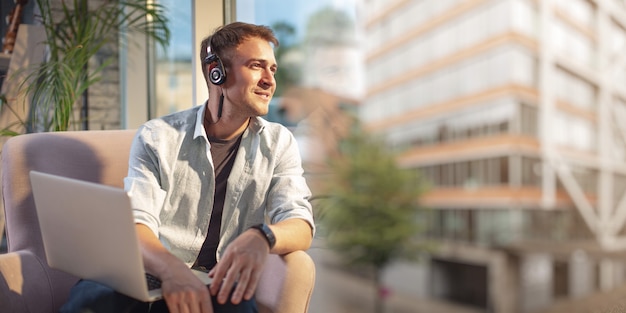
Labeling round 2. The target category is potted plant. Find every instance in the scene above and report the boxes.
[0,0,170,135]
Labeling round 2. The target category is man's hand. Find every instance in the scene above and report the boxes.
[208,228,270,305]
[160,261,213,313]
[136,224,213,313]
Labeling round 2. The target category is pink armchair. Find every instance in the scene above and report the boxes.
[0,130,315,313]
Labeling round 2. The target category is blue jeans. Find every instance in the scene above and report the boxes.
[60,280,258,313]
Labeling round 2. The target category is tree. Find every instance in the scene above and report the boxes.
[271,20,300,97]
[318,121,430,313]
[304,6,356,45]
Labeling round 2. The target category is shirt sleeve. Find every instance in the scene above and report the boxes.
[124,125,167,237]
[266,127,316,236]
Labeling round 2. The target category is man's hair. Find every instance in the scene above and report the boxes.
[200,22,279,80]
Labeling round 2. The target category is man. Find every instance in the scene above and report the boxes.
[61,22,315,313]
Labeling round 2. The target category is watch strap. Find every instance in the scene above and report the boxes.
[251,223,276,249]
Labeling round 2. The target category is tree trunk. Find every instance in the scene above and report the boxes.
[374,267,384,313]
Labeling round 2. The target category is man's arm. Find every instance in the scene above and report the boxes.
[207,124,315,306]
[136,224,213,313]
[208,218,313,306]
[268,218,313,254]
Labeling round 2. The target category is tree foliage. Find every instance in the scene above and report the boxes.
[305,6,356,45]
[271,20,299,97]
[319,122,430,269]
[318,122,431,312]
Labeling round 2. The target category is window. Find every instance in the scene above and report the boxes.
[554,110,596,151]
[121,0,223,127]
[235,0,362,100]
[153,0,193,117]
[521,157,541,186]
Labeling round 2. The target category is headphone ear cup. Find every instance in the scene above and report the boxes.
[209,65,226,85]
[209,58,226,85]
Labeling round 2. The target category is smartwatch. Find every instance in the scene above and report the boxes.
[251,223,276,249]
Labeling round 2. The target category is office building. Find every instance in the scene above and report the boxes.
[360,0,626,311]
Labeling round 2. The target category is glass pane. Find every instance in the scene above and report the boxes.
[233,0,362,124]
[232,0,361,168]
[154,0,193,117]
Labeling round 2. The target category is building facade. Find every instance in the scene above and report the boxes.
[360,0,626,312]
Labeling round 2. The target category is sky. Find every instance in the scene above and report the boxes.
[158,0,358,60]
[237,0,358,37]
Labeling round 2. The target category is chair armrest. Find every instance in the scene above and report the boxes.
[0,250,53,313]
[256,250,316,313]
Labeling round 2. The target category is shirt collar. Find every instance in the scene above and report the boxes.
[193,102,207,140]
[248,116,266,134]
[192,101,267,140]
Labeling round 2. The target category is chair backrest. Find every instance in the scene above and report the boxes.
[1,129,136,310]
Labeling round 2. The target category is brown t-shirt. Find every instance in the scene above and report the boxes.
[194,134,242,269]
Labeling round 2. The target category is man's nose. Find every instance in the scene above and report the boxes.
[260,69,275,87]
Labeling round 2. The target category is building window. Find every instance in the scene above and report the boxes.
[521,157,542,187]
[554,110,596,151]
[519,103,538,137]
[420,156,512,188]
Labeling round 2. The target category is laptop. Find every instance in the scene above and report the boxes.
[29,170,212,302]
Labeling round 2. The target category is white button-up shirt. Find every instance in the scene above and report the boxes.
[124,104,315,265]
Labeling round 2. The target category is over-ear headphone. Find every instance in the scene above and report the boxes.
[204,49,226,85]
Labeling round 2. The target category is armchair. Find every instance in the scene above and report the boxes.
[0,130,315,313]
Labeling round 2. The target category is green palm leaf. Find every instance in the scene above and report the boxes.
[1,0,170,135]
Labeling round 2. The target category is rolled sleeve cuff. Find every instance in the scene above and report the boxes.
[124,177,166,237]
[272,210,316,237]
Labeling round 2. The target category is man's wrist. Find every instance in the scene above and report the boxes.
[250,223,276,249]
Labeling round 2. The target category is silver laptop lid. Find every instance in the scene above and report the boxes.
[30,170,154,301]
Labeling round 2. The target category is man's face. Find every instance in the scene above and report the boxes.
[221,37,277,117]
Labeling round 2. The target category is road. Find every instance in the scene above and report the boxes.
[307,241,485,313]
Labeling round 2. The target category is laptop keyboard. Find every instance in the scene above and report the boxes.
[145,273,162,290]
[145,266,210,291]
